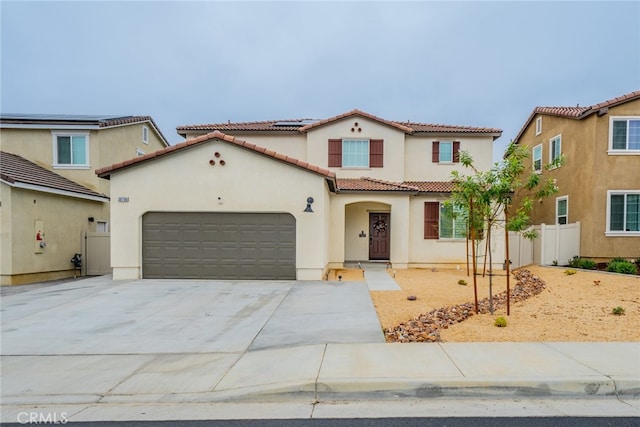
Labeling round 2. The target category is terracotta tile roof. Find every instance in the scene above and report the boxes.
[0,114,170,147]
[0,151,108,200]
[336,178,456,193]
[403,181,456,193]
[177,119,320,134]
[337,178,419,192]
[177,109,502,138]
[513,90,640,144]
[96,131,337,189]
[299,109,414,133]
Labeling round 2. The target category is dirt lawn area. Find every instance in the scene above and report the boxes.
[331,265,639,342]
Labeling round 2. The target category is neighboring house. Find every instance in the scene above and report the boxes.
[511,91,640,263]
[0,114,170,285]
[98,109,503,281]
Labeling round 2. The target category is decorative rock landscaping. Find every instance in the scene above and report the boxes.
[384,269,547,343]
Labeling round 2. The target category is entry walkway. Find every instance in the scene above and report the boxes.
[357,262,401,291]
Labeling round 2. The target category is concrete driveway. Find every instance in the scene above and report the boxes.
[1,275,384,355]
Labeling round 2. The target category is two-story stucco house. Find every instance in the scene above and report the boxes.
[511,91,640,263]
[97,109,503,281]
[0,114,169,285]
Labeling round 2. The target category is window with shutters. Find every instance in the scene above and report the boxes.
[424,201,466,240]
[327,139,383,168]
[432,141,460,163]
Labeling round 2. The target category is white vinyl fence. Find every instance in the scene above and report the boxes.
[508,222,581,268]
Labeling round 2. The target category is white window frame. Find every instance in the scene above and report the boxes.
[51,131,90,169]
[605,190,640,236]
[549,134,562,167]
[535,117,542,135]
[532,144,543,172]
[439,202,466,240]
[342,139,369,168]
[142,125,149,144]
[556,196,568,225]
[608,116,640,155]
[439,141,454,163]
[96,221,109,232]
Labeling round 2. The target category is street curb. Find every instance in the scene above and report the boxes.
[3,376,637,406]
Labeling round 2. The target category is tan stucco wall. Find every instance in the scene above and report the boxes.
[306,118,406,181]
[0,123,166,194]
[108,140,331,280]
[404,135,495,181]
[0,184,107,285]
[513,99,640,261]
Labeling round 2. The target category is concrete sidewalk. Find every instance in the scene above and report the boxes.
[2,342,638,408]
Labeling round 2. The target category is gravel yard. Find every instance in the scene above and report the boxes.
[330,265,640,342]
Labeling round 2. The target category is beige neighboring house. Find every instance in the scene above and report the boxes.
[511,90,640,263]
[0,114,169,285]
[98,109,503,281]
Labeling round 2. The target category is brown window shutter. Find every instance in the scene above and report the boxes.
[432,141,440,163]
[328,139,342,167]
[424,201,439,239]
[370,139,384,167]
[453,141,460,163]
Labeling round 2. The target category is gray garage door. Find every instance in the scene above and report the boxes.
[142,212,296,280]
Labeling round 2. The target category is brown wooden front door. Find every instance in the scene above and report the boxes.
[369,212,390,260]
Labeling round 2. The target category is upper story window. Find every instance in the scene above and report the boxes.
[556,196,568,225]
[343,139,369,167]
[607,191,640,235]
[549,135,562,166]
[533,144,542,172]
[432,141,460,164]
[609,117,640,153]
[52,132,89,168]
[535,117,542,135]
[327,138,383,168]
[142,125,149,144]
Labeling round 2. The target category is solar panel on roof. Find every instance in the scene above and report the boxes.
[273,119,319,127]
[0,113,127,121]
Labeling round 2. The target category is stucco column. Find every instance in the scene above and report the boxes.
[390,195,410,268]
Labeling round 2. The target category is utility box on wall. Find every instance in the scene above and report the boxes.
[34,220,45,254]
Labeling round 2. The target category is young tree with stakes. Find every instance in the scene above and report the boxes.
[449,141,563,315]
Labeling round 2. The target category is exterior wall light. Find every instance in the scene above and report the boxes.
[304,197,314,213]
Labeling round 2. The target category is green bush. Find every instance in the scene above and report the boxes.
[612,306,625,316]
[494,316,507,327]
[569,257,597,270]
[606,260,638,275]
[564,269,577,275]
[457,279,467,286]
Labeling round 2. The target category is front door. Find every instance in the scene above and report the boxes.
[369,212,390,260]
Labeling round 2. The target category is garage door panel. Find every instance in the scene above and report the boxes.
[142,212,296,280]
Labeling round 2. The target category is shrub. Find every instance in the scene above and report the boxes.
[564,269,577,275]
[612,306,625,316]
[494,316,507,327]
[458,279,467,286]
[606,260,638,275]
[568,256,597,270]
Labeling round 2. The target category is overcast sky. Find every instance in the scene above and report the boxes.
[2,1,639,161]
